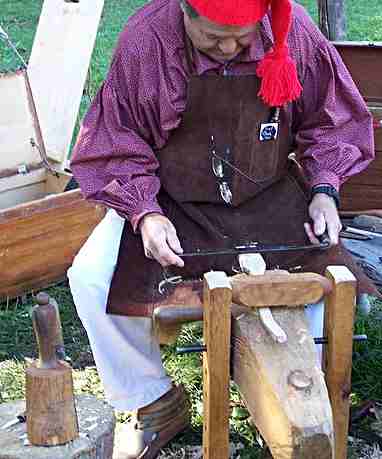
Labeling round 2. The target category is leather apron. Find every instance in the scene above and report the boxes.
[106,44,378,316]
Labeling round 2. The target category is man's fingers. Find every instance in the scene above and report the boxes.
[309,194,341,247]
[166,225,184,255]
[146,240,184,267]
[304,222,320,245]
[144,228,184,268]
[155,245,184,267]
[312,211,326,237]
[325,218,342,246]
[140,214,184,267]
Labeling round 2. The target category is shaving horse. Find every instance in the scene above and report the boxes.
[152,251,358,459]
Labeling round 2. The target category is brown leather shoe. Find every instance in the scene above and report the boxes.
[114,385,190,459]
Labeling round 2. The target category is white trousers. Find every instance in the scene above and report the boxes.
[68,209,323,411]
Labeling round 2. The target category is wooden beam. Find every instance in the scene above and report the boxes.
[203,271,232,459]
[323,266,356,459]
[231,272,331,307]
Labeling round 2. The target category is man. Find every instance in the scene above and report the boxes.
[68,0,375,456]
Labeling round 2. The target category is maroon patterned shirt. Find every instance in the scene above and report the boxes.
[71,0,374,230]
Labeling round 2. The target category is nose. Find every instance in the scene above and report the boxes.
[218,38,238,56]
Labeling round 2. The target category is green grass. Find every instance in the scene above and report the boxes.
[1,0,382,457]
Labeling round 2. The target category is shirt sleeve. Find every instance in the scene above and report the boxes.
[292,41,375,191]
[70,39,170,230]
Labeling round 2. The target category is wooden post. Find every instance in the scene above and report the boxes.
[324,266,357,459]
[203,271,232,459]
[317,0,347,40]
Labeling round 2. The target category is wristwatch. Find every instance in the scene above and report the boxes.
[310,184,340,209]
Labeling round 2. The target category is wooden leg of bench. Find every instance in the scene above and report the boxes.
[324,266,357,459]
[203,272,232,459]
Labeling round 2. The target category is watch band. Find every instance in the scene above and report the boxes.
[310,184,340,209]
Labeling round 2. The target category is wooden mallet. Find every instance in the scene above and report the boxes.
[26,292,78,446]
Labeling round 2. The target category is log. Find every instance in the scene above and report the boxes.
[203,272,232,459]
[318,0,347,41]
[231,307,334,458]
[318,0,330,39]
[0,395,115,458]
[26,363,78,445]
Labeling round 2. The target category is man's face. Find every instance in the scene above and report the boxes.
[183,11,259,62]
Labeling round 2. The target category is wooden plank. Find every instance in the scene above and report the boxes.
[232,307,334,458]
[332,42,382,211]
[0,192,105,299]
[341,102,382,210]
[334,43,382,102]
[323,266,356,459]
[203,271,232,459]
[0,72,41,171]
[28,0,104,163]
[0,189,84,221]
[0,173,46,210]
[231,272,331,307]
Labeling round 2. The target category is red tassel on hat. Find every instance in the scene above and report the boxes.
[257,0,302,106]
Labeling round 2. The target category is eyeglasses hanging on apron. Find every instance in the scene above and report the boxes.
[210,107,281,205]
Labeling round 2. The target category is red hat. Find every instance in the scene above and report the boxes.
[186,0,302,107]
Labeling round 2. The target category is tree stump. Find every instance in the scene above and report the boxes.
[0,395,115,459]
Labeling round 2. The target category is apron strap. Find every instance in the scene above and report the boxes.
[183,32,196,76]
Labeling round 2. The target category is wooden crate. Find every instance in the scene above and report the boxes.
[0,0,105,301]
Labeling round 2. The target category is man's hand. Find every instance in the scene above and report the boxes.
[139,213,184,268]
[304,193,342,246]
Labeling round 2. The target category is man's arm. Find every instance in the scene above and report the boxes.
[292,39,374,244]
[70,32,184,266]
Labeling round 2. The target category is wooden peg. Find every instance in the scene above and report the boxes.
[26,292,78,446]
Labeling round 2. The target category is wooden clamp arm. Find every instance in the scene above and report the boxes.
[231,272,332,307]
